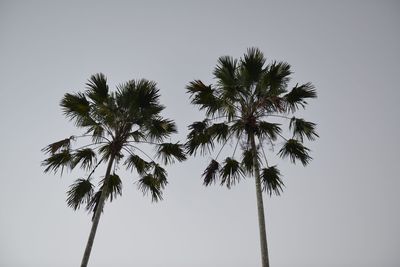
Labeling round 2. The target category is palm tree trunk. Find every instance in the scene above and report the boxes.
[80,153,116,267]
[250,134,270,267]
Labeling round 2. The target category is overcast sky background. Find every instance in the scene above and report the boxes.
[1,1,399,266]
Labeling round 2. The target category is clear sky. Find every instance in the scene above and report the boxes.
[1,1,399,266]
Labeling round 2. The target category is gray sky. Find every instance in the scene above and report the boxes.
[1,1,399,266]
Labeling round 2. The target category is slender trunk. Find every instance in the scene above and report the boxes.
[80,153,116,267]
[250,134,270,267]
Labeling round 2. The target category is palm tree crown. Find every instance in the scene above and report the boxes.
[186,47,318,193]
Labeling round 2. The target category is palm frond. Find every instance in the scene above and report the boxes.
[60,92,94,127]
[42,150,73,174]
[152,163,168,189]
[202,159,220,186]
[42,137,74,155]
[260,166,284,196]
[85,73,109,104]
[219,157,244,189]
[100,173,122,201]
[207,122,230,142]
[278,139,312,166]
[124,154,151,175]
[284,82,317,112]
[156,142,187,165]
[137,174,163,202]
[85,123,105,143]
[257,121,282,141]
[239,47,266,87]
[260,61,292,95]
[213,56,239,100]
[186,80,222,116]
[73,148,97,170]
[185,120,214,155]
[289,117,319,141]
[144,118,177,142]
[241,148,261,174]
[66,178,94,210]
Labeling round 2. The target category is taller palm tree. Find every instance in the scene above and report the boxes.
[42,73,186,267]
[185,48,318,267]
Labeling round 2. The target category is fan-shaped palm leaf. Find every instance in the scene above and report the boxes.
[186,120,214,155]
[60,92,94,127]
[260,166,284,196]
[85,73,109,104]
[137,174,163,202]
[145,118,177,142]
[42,150,73,174]
[99,173,122,201]
[284,82,317,112]
[239,47,266,87]
[202,159,220,186]
[207,122,230,142]
[156,142,187,164]
[257,121,282,141]
[259,61,292,95]
[289,117,319,141]
[66,178,94,210]
[220,157,244,188]
[278,139,312,166]
[73,148,97,170]
[125,154,151,175]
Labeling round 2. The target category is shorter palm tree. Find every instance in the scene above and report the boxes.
[42,73,186,267]
[185,48,318,267]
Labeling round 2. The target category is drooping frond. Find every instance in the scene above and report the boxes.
[73,148,97,170]
[156,142,187,165]
[42,150,73,174]
[202,159,220,186]
[100,173,122,202]
[219,157,244,189]
[124,154,151,175]
[289,117,319,141]
[241,148,260,175]
[66,178,94,210]
[260,166,284,196]
[137,174,163,202]
[152,163,168,189]
[278,139,312,166]
[284,82,317,112]
[144,118,177,142]
[85,73,109,104]
[257,121,282,141]
[42,137,74,155]
[185,120,214,155]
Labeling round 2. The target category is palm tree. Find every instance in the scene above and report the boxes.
[185,48,318,267]
[42,73,186,267]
